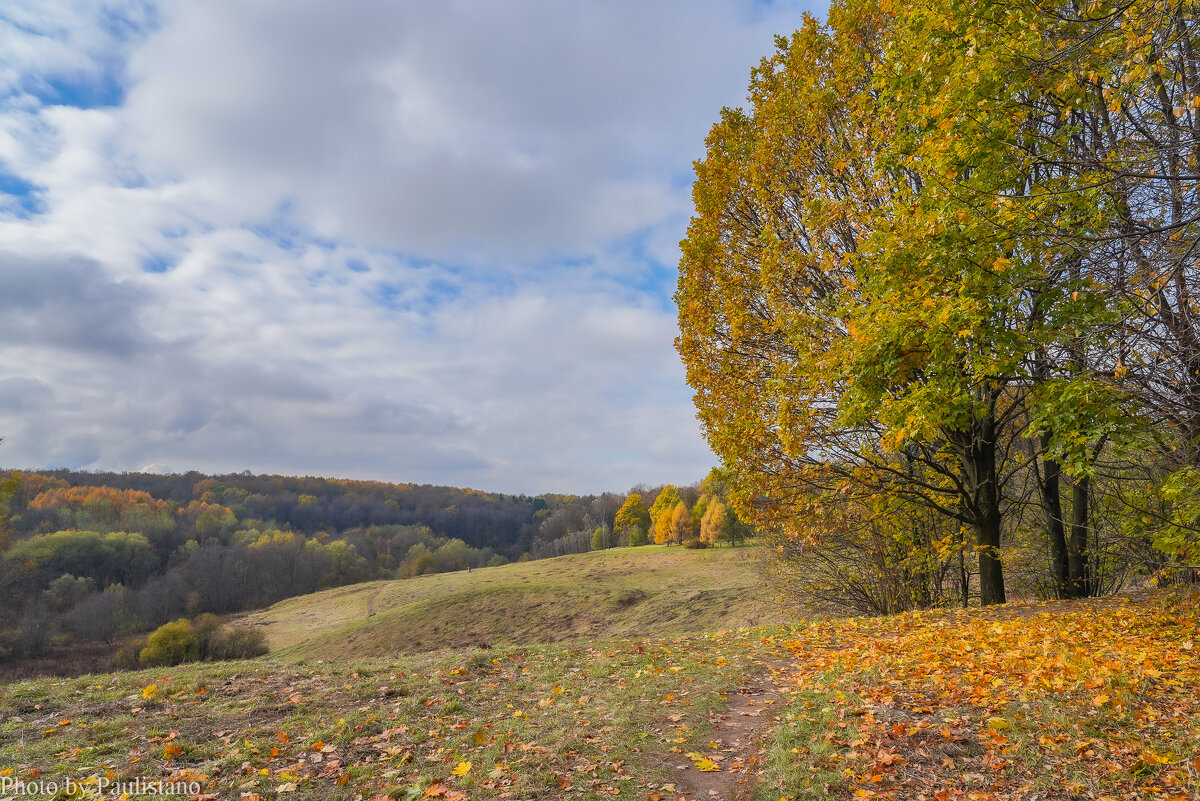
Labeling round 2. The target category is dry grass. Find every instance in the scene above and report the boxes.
[236,545,786,660]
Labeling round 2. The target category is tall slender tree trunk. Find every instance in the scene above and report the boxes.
[1068,477,1091,596]
[1037,445,1071,598]
[958,544,969,608]
[960,411,1007,606]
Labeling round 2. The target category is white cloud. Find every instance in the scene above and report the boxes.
[0,0,826,493]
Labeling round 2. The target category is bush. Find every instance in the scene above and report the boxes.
[683,539,709,550]
[134,616,267,666]
[140,619,199,666]
[210,626,269,660]
[111,637,147,669]
[192,612,223,659]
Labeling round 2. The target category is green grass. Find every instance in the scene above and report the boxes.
[6,553,1192,801]
[238,545,786,660]
[753,677,861,801]
[0,547,792,800]
[0,630,782,801]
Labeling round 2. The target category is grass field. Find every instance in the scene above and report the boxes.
[2,548,1197,801]
[235,545,787,660]
[0,627,781,801]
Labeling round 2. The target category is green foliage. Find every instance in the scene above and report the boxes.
[590,527,610,551]
[675,0,1195,606]
[627,526,649,548]
[410,553,438,576]
[137,616,267,667]
[1120,468,1200,569]
[434,539,476,572]
[5,530,155,587]
[140,619,199,667]
[42,574,96,614]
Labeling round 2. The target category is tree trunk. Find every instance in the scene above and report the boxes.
[1068,477,1091,597]
[961,412,1007,606]
[958,544,969,608]
[1036,441,1071,598]
[974,508,1006,606]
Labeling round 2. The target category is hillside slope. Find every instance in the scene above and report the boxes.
[236,545,786,660]
[4,592,1195,801]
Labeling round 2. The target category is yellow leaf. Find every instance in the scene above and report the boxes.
[1092,693,1109,706]
[694,757,720,772]
[141,684,158,699]
[452,761,471,777]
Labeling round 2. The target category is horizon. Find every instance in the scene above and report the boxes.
[0,462,701,499]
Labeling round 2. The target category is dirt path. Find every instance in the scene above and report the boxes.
[365,584,385,617]
[651,657,792,800]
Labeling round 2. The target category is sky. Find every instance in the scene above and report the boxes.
[0,0,827,495]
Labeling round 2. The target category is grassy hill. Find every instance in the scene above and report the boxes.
[2,590,1196,801]
[236,545,786,660]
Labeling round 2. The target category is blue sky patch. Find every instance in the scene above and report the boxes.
[141,254,174,273]
[0,170,43,218]
[40,74,125,109]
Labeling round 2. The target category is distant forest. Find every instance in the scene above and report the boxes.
[0,468,705,660]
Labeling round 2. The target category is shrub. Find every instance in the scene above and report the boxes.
[210,626,269,660]
[683,539,709,550]
[111,637,147,669]
[140,619,198,666]
[192,612,223,659]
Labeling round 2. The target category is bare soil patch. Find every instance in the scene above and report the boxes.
[652,657,792,800]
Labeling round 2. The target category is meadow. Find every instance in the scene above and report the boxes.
[1,547,1196,800]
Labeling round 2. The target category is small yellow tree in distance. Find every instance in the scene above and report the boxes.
[649,486,681,544]
[700,499,727,546]
[614,493,651,546]
[669,501,696,545]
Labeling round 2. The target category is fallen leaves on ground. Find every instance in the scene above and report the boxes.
[768,591,1200,801]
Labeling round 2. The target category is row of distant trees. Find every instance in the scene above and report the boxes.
[612,474,751,548]
[528,469,755,557]
[0,469,730,660]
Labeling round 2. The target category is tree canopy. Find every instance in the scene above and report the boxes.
[677,0,1200,605]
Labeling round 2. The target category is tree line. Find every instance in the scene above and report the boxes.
[0,469,728,660]
[676,0,1200,611]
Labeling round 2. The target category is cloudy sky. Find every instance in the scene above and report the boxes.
[0,0,826,495]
